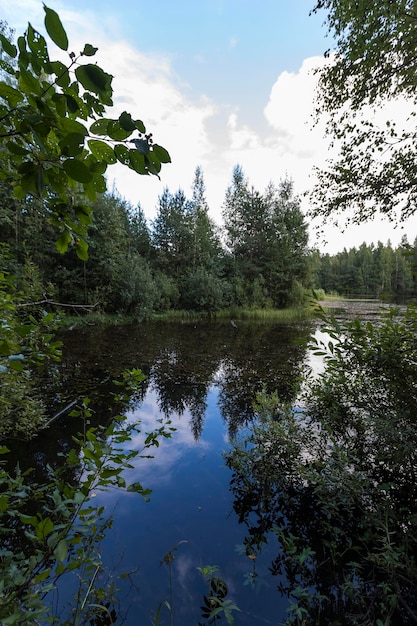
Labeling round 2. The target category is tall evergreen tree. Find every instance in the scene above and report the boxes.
[189,166,222,269]
[151,187,193,278]
[129,203,151,259]
[222,168,309,307]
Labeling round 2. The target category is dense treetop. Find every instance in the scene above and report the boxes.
[0,6,170,260]
[311,0,417,224]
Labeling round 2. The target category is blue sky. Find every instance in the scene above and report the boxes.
[1,0,415,252]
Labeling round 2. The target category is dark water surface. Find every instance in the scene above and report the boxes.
[12,319,317,624]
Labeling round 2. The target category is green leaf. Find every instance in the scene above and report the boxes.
[82,43,98,57]
[54,538,68,561]
[0,495,9,512]
[75,238,89,261]
[119,111,136,131]
[27,24,50,69]
[63,158,93,183]
[74,204,91,225]
[89,159,107,175]
[152,144,171,164]
[88,139,117,163]
[90,118,111,135]
[145,151,161,176]
[6,141,29,155]
[51,93,67,117]
[135,119,146,133]
[59,132,86,157]
[0,33,17,58]
[20,171,38,195]
[17,35,29,69]
[19,514,37,525]
[0,83,24,106]
[51,60,70,88]
[114,144,130,165]
[56,229,72,254]
[36,165,45,196]
[65,93,79,113]
[129,150,147,175]
[33,568,52,584]
[44,5,69,51]
[57,116,88,136]
[75,64,112,100]
[91,174,106,193]
[36,516,54,540]
[107,120,131,141]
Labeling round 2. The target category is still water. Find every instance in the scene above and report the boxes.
[15,319,318,624]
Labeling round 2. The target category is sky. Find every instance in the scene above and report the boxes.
[1,0,416,254]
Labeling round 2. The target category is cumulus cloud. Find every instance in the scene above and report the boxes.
[92,39,217,216]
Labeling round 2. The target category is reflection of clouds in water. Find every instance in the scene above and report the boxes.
[174,553,195,592]
[123,386,211,487]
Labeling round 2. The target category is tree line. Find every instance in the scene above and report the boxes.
[0,165,312,318]
[2,161,415,320]
[311,237,417,301]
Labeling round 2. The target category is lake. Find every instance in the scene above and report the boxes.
[11,318,319,624]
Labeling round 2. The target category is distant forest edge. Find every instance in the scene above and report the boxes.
[2,165,416,321]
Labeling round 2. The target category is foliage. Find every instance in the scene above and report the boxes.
[0,244,62,437]
[310,0,417,223]
[0,373,175,625]
[0,8,175,624]
[0,5,170,429]
[311,236,416,300]
[226,304,417,624]
[154,545,240,626]
[223,168,309,308]
[0,6,170,260]
[181,266,228,312]
[198,565,241,625]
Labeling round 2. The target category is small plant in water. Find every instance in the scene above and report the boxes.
[197,566,241,625]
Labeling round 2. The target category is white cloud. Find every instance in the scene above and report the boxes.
[264,56,328,159]
[90,39,217,216]
[262,56,417,252]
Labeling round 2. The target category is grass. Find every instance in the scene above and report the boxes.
[60,311,137,329]
[212,306,313,321]
[62,305,314,328]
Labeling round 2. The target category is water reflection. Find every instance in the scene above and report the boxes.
[48,320,313,439]
[9,319,316,625]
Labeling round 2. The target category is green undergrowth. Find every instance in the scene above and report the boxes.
[63,306,314,328]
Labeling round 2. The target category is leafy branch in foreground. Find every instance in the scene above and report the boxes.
[310,1,417,225]
[226,304,417,624]
[0,372,176,625]
[0,5,170,260]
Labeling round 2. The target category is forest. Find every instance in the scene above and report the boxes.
[2,165,416,322]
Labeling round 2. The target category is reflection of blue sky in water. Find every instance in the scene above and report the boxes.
[125,386,212,488]
[94,384,287,625]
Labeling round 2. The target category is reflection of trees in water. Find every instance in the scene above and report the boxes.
[218,323,311,437]
[226,449,361,624]
[226,425,417,625]
[13,320,313,473]
[150,350,210,440]
[149,321,312,439]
